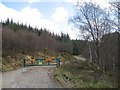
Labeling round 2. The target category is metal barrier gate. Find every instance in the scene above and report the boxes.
[23,57,60,67]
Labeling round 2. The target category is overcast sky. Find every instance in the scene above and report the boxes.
[0,0,112,39]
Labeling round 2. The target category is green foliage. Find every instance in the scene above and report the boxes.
[72,40,88,56]
[53,55,117,88]
[2,53,25,72]
[2,65,13,72]
[0,67,2,72]
[62,53,74,61]
[74,80,113,88]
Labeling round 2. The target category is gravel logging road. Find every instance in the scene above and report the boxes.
[2,66,62,88]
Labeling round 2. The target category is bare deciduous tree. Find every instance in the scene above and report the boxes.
[70,2,113,64]
[110,1,120,32]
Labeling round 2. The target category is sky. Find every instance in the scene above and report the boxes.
[0,0,113,39]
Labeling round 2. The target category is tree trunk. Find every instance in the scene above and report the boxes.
[95,41,100,65]
[88,42,92,62]
[97,47,99,64]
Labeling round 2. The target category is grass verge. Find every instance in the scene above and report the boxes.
[53,54,118,88]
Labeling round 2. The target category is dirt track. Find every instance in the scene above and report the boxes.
[2,66,62,88]
[73,55,86,61]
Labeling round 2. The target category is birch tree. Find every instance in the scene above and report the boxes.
[70,2,112,64]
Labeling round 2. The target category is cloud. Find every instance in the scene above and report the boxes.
[0,2,61,35]
[0,2,80,39]
[0,2,17,21]
[51,7,69,23]
[27,0,41,4]
[68,28,80,40]
[17,6,42,25]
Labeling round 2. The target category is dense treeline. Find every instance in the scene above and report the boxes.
[2,18,73,56]
[99,32,119,71]
[2,18,119,73]
[73,32,119,72]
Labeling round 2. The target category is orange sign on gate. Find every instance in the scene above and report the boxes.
[46,57,52,62]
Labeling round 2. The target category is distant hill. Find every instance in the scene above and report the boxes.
[2,18,73,56]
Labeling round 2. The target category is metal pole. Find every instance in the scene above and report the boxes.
[57,58,60,67]
[23,59,25,67]
[48,61,50,65]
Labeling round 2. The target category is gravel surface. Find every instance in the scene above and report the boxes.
[2,66,62,88]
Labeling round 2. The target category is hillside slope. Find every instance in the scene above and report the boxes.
[53,55,118,88]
